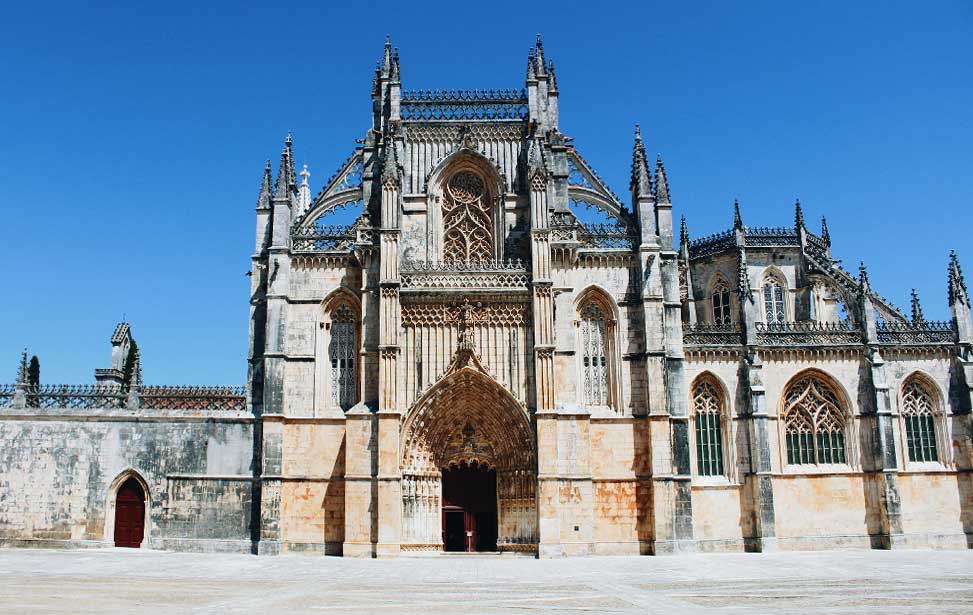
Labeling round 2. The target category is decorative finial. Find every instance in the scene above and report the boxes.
[547,60,557,91]
[859,262,871,292]
[910,289,926,325]
[391,47,401,80]
[794,199,805,230]
[733,199,743,231]
[680,215,689,250]
[300,164,310,187]
[274,138,291,199]
[949,250,969,306]
[630,126,651,197]
[821,215,831,246]
[653,155,670,204]
[257,160,273,209]
[382,140,401,183]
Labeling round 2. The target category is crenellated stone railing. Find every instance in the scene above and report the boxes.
[0,383,247,412]
[682,324,743,346]
[400,260,530,291]
[876,320,955,346]
[755,321,863,347]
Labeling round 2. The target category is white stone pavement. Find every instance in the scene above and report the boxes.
[1,548,971,614]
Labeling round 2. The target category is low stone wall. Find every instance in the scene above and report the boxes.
[0,407,256,553]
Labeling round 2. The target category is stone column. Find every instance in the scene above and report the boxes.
[743,352,778,552]
[863,347,905,549]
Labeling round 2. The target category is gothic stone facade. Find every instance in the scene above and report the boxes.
[1,37,972,557]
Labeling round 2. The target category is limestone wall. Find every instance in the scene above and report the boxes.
[0,408,255,553]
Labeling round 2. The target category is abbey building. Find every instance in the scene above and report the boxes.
[1,37,971,557]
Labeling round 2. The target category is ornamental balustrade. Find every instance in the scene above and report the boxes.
[682,324,743,346]
[292,223,373,253]
[551,220,636,250]
[0,383,247,411]
[744,227,799,248]
[400,259,529,291]
[400,89,529,121]
[876,320,955,346]
[755,321,863,346]
[689,230,735,258]
[805,232,829,252]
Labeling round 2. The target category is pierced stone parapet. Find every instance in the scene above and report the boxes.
[400,89,528,121]
[683,324,744,346]
[689,229,735,259]
[400,260,529,291]
[140,385,247,411]
[6,384,126,409]
[291,222,374,253]
[755,321,863,347]
[0,384,15,408]
[551,221,636,250]
[876,320,956,346]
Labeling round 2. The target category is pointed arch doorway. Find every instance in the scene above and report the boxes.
[113,477,146,548]
[400,359,537,554]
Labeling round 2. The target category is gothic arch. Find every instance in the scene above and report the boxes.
[899,371,949,465]
[707,273,734,326]
[315,287,362,414]
[400,365,537,550]
[779,369,856,467]
[104,469,150,548]
[574,286,622,413]
[425,148,506,263]
[761,267,790,323]
[689,372,734,479]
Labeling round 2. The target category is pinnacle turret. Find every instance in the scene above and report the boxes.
[794,199,805,230]
[910,289,926,325]
[680,216,689,251]
[733,199,743,231]
[527,135,545,176]
[653,155,670,204]
[298,164,311,212]
[390,48,400,81]
[821,216,831,246]
[859,262,871,293]
[382,140,401,183]
[737,250,752,301]
[256,160,272,210]
[533,34,546,76]
[948,250,969,306]
[547,60,558,92]
[526,49,536,80]
[381,36,393,76]
[630,125,651,198]
[273,134,295,200]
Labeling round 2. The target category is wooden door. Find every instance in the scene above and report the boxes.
[114,478,145,548]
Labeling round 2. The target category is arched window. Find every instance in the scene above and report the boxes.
[711,280,732,325]
[442,170,493,263]
[329,305,357,410]
[692,378,726,476]
[901,377,939,463]
[763,275,786,324]
[580,302,609,407]
[782,374,847,465]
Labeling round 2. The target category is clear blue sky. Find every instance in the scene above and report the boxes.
[2,1,971,385]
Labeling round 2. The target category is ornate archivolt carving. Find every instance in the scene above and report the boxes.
[442,171,494,263]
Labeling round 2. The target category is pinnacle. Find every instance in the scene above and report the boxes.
[653,155,670,204]
[794,199,805,230]
[733,199,743,230]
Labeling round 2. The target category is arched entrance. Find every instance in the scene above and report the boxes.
[400,358,537,554]
[113,477,146,548]
[442,461,497,552]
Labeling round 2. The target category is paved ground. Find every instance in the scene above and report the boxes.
[1,548,971,614]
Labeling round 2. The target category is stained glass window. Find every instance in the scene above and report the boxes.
[783,374,846,465]
[693,380,725,476]
[902,379,939,463]
[329,305,357,409]
[580,303,609,407]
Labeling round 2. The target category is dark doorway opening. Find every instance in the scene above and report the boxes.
[114,477,145,548]
[441,461,497,552]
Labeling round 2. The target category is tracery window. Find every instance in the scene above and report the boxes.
[580,302,609,407]
[442,170,493,263]
[783,374,847,465]
[763,276,786,324]
[329,305,357,409]
[712,282,732,326]
[693,379,726,476]
[901,378,939,463]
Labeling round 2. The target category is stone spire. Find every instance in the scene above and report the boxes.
[381,35,393,77]
[949,250,969,306]
[527,135,546,177]
[382,139,401,184]
[526,48,536,80]
[733,199,744,231]
[910,289,926,326]
[547,60,558,92]
[390,48,401,82]
[737,249,753,302]
[256,160,272,210]
[821,216,831,246]
[274,134,293,200]
[859,262,871,294]
[630,125,652,198]
[298,164,311,212]
[680,215,689,252]
[653,155,670,204]
[533,34,546,76]
[794,199,805,230]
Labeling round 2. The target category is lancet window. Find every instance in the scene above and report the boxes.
[692,378,726,476]
[580,302,610,408]
[712,281,732,325]
[783,373,847,465]
[901,378,940,463]
[763,275,786,324]
[329,305,357,409]
[442,170,493,263]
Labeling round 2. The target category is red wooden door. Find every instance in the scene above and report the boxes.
[114,478,145,548]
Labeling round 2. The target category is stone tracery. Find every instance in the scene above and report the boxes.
[442,170,494,263]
